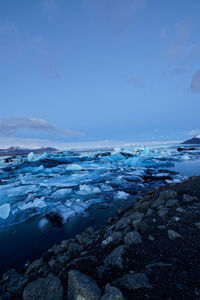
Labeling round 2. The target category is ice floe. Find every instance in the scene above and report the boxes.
[116,191,129,200]
[0,203,10,219]
[0,144,199,229]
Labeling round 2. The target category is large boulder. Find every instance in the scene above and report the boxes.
[124,231,142,245]
[104,245,126,269]
[23,274,63,300]
[68,270,101,300]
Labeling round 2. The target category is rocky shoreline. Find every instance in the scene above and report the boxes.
[1,176,200,299]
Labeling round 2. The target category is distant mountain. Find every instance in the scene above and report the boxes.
[182,137,200,144]
[0,147,57,156]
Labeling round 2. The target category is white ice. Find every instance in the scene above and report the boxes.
[116,191,129,200]
[51,188,72,198]
[18,197,46,210]
[0,203,11,219]
[27,152,35,162]
[76,184,101,195]
[66,164,83,171]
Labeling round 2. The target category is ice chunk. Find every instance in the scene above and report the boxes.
[51,205,75,223]
[7,185,36,197]
[27,152,35,162]
[66,164,82,171]
[51,188,72,198]
[0,203,10,219]
[116,191,129,200]
[76,184,101,195]
[100,184,113,191]
[18,197,46,210]
[38,217,49,230]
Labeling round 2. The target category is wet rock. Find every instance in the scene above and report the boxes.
[107,217,115,224]
[45,212,63,227]
[134,201,150,213]
[101,283,125,300]
[51,244,64,255]
[168,230,182,240]
[139,221,149,234]
[85,226,95,235]
[176,207,185,213]
[115,218,128,230]
[151,198,164,209]
[61,239,71,249]
[48,259,57,268]
[23,274,63,300]
[68,256,97,269]
[158,208,168,219]
[146,208,154,217]
[124,231,142,245]
[104,245,126,269]
[132,219,141,231]
[67,242,83,256]
[2,269,17,282]
[165,199,179,207]
[41,251,54,263]
[117,207,124,216]
[183,194,198,202]
[159,189,177,201]
[25,259,44,275]
[68,270,101,300]
[76,232,93,247]
[4,274,28,295]
[127,212,144,223]
[57,253,69,265]
[177,147,195,152]
[114,273,152,290]
[101,232,123,248]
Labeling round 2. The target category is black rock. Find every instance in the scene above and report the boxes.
[45,213,63,227]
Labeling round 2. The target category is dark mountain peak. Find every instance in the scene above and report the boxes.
[0,146,57,156]
[182,137,200,144]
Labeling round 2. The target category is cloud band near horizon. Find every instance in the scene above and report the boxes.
[0,116,84,138]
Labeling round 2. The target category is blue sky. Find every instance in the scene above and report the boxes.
[0,0,200,149]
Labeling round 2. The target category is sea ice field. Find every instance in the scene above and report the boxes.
[0,144,200,274]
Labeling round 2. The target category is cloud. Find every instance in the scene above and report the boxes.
[0,117,84,138]
[42,0,59,23]
[190,69,200,93]
[130,76,144,88]
[186,129,200,136]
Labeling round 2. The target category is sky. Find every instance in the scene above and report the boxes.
[0,0,200,149]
